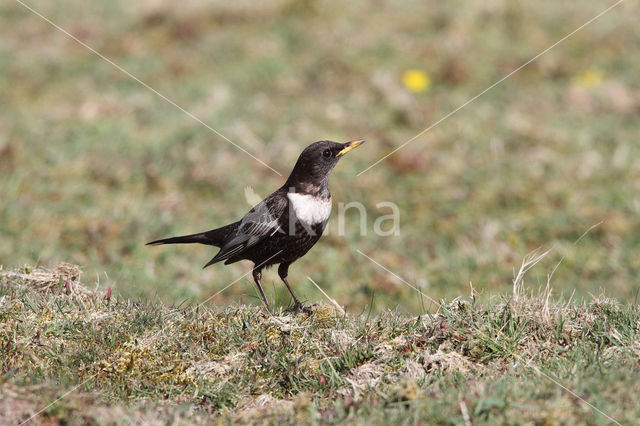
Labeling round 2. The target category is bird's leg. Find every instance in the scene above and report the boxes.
[278,263,305,311]
[252,267,271,312]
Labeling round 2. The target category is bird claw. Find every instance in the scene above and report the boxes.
[286,303,316,315]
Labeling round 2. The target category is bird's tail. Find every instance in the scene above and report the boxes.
[146,222,237,247]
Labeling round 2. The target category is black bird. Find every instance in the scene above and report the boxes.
[147,139,365,311]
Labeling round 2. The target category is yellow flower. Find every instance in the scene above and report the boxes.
[402,69,431,93]
[575,69,603,88]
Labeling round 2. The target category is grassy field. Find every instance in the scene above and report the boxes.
[2,263,639,424]
[2,0,639,311]
[1,0,639,423]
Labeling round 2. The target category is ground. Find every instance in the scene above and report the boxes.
[1,0,639,424]
[1,263,639,424]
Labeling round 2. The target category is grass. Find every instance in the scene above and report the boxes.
[2,0,640,423]
[1,0,639,312]
[1,262,639,424]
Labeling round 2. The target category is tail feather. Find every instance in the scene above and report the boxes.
[146,232,215,246]
[146,222,238,248]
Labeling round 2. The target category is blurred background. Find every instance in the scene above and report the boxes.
[1,0,639,313]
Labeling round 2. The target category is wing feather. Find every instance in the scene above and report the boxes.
[203,194,287,267]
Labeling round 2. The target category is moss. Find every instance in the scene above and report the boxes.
[1,264,639,424]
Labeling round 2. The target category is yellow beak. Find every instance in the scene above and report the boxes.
[336,139,365,157]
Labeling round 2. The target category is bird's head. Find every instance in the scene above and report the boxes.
[285,139,365,193]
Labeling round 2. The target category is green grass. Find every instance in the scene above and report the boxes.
[1,263,638,424]
[1,0,639,313]
[2,1,640,423]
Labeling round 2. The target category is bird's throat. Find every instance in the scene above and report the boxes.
[287,192,332,225]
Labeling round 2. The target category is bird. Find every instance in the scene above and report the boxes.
[147,139,365,311]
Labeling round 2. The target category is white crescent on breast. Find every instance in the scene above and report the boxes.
[287,193,332,225]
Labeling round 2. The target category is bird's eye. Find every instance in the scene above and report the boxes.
[322,149,331,158]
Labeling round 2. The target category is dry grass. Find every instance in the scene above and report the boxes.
[1,262,639,424]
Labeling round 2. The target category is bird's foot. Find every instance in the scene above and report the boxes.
[286,303,316,315]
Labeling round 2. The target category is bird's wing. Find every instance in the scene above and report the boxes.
[203,194,287,267]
